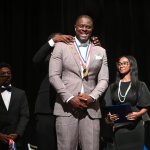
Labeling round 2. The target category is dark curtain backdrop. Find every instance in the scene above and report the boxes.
[0,0,150,114]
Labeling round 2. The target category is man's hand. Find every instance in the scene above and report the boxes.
[0,133,10,144]
[78,93,94,106]
[68,96,88,110]
[53,34,74,44]
[91,36,101,46]
[9,134,18,141]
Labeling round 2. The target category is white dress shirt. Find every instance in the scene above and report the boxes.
[48,39,55,47]
[1,85,11,110]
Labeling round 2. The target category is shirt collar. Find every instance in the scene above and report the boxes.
[74,36,89,47]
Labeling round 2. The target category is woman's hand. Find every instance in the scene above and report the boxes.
[126,112,140,120]
[105,112,119,124]
[126,108,147,120]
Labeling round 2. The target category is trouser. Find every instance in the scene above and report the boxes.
[35,114,57,150]
[56,114,100,150]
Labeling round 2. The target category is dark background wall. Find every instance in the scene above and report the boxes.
[0,0,150,114]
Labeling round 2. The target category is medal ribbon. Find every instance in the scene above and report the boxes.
[73,39,92,69]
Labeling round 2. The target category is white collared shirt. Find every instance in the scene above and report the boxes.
[1,84,11,110]
[74,37,90,80]
[48,39,55,47]
[74,37,90,62]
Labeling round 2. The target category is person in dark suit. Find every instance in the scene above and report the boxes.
[32,33,101,150]
[0,62,29,150]
[49,15,109,150]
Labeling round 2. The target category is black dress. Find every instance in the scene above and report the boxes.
[104,81,150,150]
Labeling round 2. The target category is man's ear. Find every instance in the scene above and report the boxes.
[74,25,77,31]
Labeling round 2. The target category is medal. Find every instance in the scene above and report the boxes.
[73,37,92,80]
[83,68,88,78]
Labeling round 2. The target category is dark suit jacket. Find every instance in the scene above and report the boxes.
[33,42,56,114]
[0,86,29,136]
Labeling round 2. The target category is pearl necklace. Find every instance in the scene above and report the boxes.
[118,80,131,103]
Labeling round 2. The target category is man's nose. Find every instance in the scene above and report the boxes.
[3,73,11,76]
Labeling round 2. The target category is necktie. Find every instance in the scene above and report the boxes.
[0,86,11,92]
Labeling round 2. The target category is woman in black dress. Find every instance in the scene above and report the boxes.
[104,55,150,150]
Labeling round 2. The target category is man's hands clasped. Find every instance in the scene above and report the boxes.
[68,93,94,115]
[0,133,18,144]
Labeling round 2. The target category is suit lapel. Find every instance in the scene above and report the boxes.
[70,44,82,75]
[8,87,15,111]
[88,44,95,67]
[70,43,97,76]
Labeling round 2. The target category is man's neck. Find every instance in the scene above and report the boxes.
[75,36,89,45]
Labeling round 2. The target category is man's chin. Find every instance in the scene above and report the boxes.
[80,37,89,43]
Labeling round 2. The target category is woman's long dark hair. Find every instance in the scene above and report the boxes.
[111,55,140,98]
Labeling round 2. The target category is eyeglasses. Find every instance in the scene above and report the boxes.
[116,61,129,67]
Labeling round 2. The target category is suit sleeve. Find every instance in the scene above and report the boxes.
[33,42,53,64]
[16,91,29,136]
[137,82,150,107]
[90,48,109,100]
[49,43,73,102]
